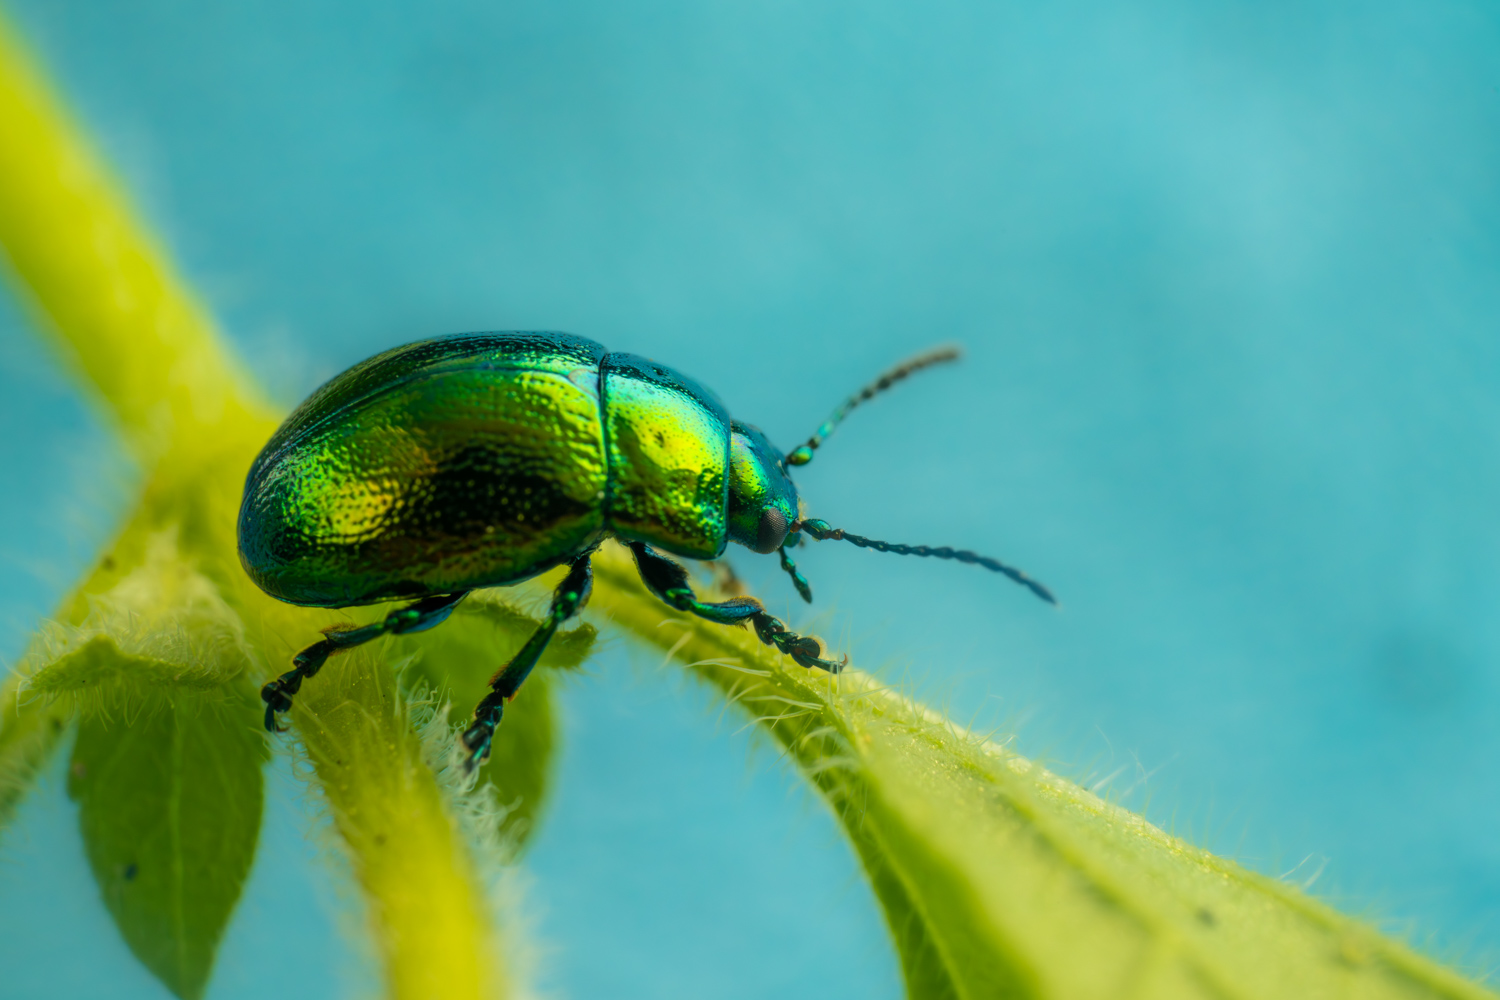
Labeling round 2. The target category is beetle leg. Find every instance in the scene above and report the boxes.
[778,544,813,604]
[628,541,843,673]
[261,591,469,733]
[461,553,594,772]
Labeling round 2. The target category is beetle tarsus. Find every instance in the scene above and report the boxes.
[749,611,844,672]
[629,541,844,672]
[463,687,512,771]
[261,680,295,732]
[461,702,502,773]
[292,640,333,674]
[260,658,314,733]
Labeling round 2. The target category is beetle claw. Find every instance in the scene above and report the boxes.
[261,678,298,733]
[264,703,291,734]
[792,647,845,673]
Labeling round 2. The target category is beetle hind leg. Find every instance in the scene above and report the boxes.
[628,541,843,673]
[262,591,469,733]
[461,552,595,772]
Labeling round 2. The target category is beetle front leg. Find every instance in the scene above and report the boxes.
[461,553,594,771]
[262,591,469,732]
[628,541,843,672]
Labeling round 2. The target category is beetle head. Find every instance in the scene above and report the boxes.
[726,421,800,554]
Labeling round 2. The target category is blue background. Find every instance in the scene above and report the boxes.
[3,1,1500,996]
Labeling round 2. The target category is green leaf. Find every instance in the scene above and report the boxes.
[29,634,237,698]
[3,534,256,844]
[21,533,255,711]
[396,589,597,852]
[67,685,267,1000]
[842,814,961,1000]
[588,543,1497,1000]
[0,677,70,835]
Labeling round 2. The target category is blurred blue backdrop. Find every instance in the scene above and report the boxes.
[3,1,1500,996]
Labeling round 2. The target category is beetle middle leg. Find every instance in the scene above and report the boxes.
[461,552,595,771]
[262,590,470,733]
[627,541,843,672]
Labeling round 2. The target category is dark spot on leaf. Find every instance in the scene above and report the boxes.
[1196,907,1216,927]
[374,834,386,846]
[71,761,87,779]
[101,556,116,571]
[123,863,138,882]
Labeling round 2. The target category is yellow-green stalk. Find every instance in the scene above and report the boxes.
[0,15,502,998]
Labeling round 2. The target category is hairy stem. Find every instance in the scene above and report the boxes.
[0,16,505,998]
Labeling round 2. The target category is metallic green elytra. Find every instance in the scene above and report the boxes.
[239,332,1054,769]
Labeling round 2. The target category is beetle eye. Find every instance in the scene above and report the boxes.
[754,506,789,554]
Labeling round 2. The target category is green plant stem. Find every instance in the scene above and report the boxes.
[0,15,506,998]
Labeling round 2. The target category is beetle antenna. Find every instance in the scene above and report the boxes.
[784,345,962,467]
[795,518,1057,605]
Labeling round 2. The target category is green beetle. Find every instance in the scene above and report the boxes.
[239,332,1053,768]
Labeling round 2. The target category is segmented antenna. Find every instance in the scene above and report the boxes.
[784,345,962,467]
[796,518,1057,605]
